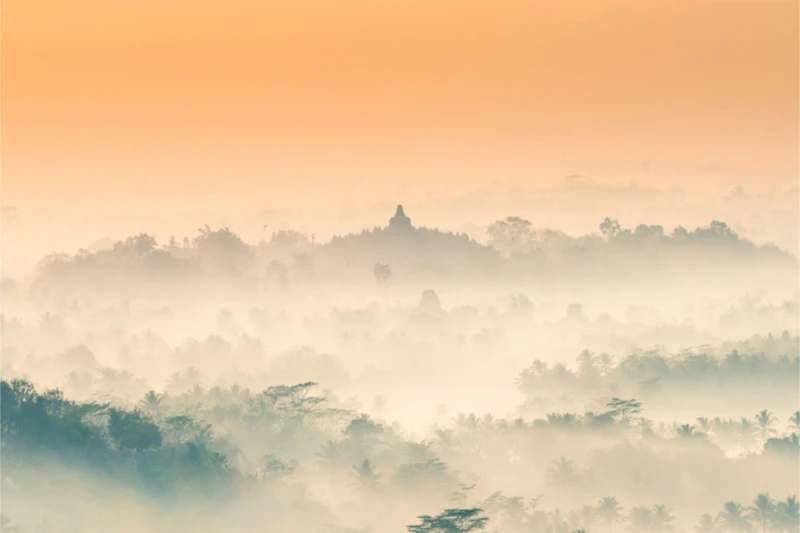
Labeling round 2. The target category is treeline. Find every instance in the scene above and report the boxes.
[2,379,797,532]
[516,337,799,412]
[401,493,800,533]
[24,217,795,291]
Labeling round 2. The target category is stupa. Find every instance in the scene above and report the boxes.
[388,205,413,230]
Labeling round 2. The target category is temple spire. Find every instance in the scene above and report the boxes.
[388,204,412,230]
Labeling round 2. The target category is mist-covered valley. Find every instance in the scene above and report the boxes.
[1,207,798,533]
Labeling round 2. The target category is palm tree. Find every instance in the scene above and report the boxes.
[774,496,799,532]
[351,459,381,489]
[652,505,675,533]
[755,410,778,443]
[547,457,579,487]
[316,440,347,471]
[597,352,615,376]
[676,424,696,439]
[737,418,759,449]
[693,513,716,533]
[717,501,753,532]
[787,411,800,434]
[578,504,596,532]
[597,496,623,533]
[139,391,164,417]
[748,494,775,533]
[628,507,654,533]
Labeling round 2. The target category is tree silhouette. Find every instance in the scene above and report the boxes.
[139,390,164,417]
[717,501,753,532]
[486,216,534,256]
[606,398,642,423]
[774,496,799,532]
[258,453,295,481]
[373,262,392,284]
[107,409,162,454]
[547,457,579,487]
[407,508,488,533]
[597,496,623,533]
[599,217,621,239]
[676,424,697,439]
[628,507,654,532]
[694,513,716,533]
[787,411,800,434]
[755,410,778,443]
[748,494,775,533]
[652,505,675,533]
[263,382,327,425]
[351,459,381,489]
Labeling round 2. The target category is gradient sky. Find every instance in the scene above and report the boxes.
[1,0,798,270]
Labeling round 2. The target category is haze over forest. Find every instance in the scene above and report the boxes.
[1,201,799,532]
[1,0,799,532]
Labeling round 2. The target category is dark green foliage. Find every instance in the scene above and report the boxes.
[407,508,488,533]
[107,409,163,453]
[263,381,327,424]
[1,380,231,497]
[1,379,108,458]
[764,433,799,456]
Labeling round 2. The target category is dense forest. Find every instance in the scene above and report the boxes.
[1,371,798,532]
[24,210,796,294]
[1,210,798,532]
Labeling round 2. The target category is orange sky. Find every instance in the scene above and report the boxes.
[1,0,798,267]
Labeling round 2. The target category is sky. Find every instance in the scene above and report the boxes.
[1,0,798,271]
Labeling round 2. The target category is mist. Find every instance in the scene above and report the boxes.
[1,204,798,533]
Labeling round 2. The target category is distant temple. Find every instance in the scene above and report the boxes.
[388,205,413,230]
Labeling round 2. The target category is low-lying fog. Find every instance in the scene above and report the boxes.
[1,208,798,533]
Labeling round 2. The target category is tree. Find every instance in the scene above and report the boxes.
[576,350,600,383]
[787,411,800,434]
[107,409,162,466]
[258,453,295,481]
[597,496,623,533]
[487,217,534,256]
[316,440,348,472]
[606,398,642,423]
[755,410,778,443]
[351,459,381,489]
[373,263,392,284]
[547,457,579,487]
[717,502,753,532]
[163,415,212,445]
[599,217,621,239]
[344,415,383,442]
[774,496,799,532]
[263,382,327,425]
[407,508,488,533]
[597,353,615,376]
[193,225,253,275]
[764,433,799,455]
[628,507,654,532]
[652,505,675,533]
[676,424,697,439]
[139,391,164,417]
[748,494,775,533]
[694,513,716,533]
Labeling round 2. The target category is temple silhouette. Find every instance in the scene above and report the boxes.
[388,205,413,231]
